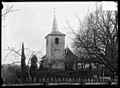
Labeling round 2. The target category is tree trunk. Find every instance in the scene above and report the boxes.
[81,63,83,71]
[96,65,99,78]
[49,64,52,71]
[89,63,92,70]
[75,62,78,71]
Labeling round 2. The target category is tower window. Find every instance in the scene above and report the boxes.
[55,37,59,44]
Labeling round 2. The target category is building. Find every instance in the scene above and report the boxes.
[40,11,77,70]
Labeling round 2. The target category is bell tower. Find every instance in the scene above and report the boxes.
[45,9,65,70]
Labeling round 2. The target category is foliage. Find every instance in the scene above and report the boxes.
[30,54,38,71]
[67,4,118,74]
[1,64,20,83]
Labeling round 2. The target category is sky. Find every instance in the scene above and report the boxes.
[2,1,117,65]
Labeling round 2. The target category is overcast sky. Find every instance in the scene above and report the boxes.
[2,1,117,64]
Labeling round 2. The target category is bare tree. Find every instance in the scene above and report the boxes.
[2,3,20,20]
[2,3,20,28]
[67,4,118,75]
[2,43,29,62]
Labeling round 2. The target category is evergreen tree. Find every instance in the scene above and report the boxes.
[21,42,26,72]
[30,54,38,71]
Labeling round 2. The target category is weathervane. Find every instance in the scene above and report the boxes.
[53,8,55,16]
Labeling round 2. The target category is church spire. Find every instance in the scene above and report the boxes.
[21,42,26,71]
[52,8,58,32]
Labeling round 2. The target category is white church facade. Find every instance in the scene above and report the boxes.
[41,11,77,70]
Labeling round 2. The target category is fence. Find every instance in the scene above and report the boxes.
[2,70,118,85]
[16,76,118,85]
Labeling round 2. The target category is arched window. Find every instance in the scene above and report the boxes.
[55,37,59,44]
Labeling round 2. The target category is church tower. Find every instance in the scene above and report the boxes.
[45,9,65,70]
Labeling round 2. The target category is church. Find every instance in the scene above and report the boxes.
[40,11,77,70]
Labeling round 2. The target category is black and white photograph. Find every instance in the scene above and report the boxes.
[1,1,118,86]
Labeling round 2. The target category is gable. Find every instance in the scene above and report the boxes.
[65,48,76,58]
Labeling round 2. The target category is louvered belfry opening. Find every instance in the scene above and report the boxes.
[55,37,59,44]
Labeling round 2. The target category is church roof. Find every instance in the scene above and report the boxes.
[45,31,65,38]
[45,9,65,38]
[41,47,77,61]
[64,47,78,62]
[65,47,76,57]
[52,12,58,32]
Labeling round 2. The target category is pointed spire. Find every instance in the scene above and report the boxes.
[21,42,26,71]
[52,8,58,32]
[22,42,25,56]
